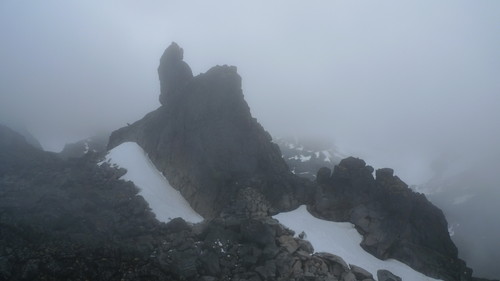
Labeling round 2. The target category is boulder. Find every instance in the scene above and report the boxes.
[377,269,402,281]
[341,271,357,281]
[316,167,332,184]
[313,252,349,271]
[350,264,373,280]
[278,236,299,253]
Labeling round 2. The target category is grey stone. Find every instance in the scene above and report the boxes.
[377,269,402,281]
[350,264,373,280]
[341,271,357,281]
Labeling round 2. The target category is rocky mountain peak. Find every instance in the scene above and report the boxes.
[158,42,193,105]
[107,43,475,280]
[109,43,311,218]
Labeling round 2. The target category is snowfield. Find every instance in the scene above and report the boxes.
[102,142,204,223]
[274,206,441,281]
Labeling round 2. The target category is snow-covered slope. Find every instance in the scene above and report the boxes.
[274,206,441,281]
[102,142,203,223]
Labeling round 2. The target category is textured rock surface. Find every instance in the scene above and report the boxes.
[1,127,375,281]
[377,269,402,281]
[109,43,313,218]
[158,42,193,105]
[3,43,483,281]
[310,157,472,281]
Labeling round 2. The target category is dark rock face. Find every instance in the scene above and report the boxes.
[1,126,173,280]
[158,42,193,105]
[2,43,481,281]
[377,269,402,281]
[109,43,312,218]
[311,157,472,281]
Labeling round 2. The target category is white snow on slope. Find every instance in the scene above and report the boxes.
[102,142,204,223]
[274,206,441,281]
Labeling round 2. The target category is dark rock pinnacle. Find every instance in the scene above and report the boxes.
[158,42,193,106]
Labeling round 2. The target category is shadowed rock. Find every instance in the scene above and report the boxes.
[158,42,193,105]
[311,156,472,281]
[109,44,313,218]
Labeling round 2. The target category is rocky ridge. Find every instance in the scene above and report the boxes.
[311,157,471,280]
[1,124,380,280]
[108,43,312,218]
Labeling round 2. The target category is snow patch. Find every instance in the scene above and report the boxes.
[102,142,203,223]
[274,206,441,281]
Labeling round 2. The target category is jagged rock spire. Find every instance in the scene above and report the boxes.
[158,42,193,105]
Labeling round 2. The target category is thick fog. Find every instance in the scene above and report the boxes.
[1,1,499,185]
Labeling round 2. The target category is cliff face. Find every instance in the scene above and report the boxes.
[109,43,312,218]
[311,157,471,281]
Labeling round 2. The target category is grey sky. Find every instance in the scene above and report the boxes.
[1,1,499,184]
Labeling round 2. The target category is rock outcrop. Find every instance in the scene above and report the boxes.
[109,42,312,218]
[158,42,193,106]
[311,157,472,281]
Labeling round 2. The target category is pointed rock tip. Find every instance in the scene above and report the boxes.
[162,42,184,62]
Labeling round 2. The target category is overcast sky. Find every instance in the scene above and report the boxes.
[1,1,499,184]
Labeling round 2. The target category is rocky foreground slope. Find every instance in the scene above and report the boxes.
[0,124,386,281]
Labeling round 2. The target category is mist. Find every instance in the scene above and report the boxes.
[1,0,499,185]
